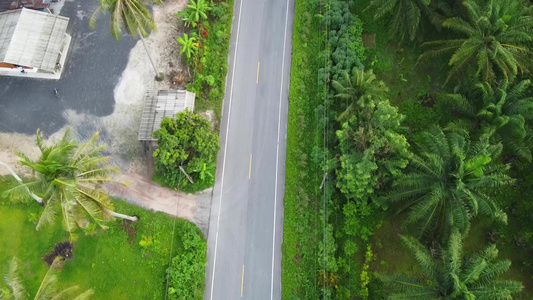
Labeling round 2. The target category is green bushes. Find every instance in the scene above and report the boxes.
[176,0,234,118]
[166,222,207,300]
[319,0,365,82]
[153,109,220,192]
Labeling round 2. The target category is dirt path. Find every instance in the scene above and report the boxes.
[0,0,213,233]
[108,173,212,232]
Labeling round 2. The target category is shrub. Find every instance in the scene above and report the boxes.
[166,222,207,300]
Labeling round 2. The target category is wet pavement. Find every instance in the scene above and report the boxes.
[0,0,136,135]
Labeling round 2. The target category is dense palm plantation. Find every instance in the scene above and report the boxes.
[366,0,431,41]
[380,229,523,299]
[442,79,533,161]
[2,129,137,241]
[420,0,533,85]
[383,126,512,238]
[283,0,533,297]
[0,257,93,300]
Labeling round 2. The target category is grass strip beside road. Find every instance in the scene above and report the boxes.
[281,1,323,298]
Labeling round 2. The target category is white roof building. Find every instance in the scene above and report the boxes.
[0,8,69,72]
[138,89,196,141]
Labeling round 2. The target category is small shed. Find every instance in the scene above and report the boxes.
[138,89,196,141]
[0,8,69,72]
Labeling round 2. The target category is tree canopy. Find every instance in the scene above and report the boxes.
[420,0,533,85]
[0,257,93,300]
[153,109,220,192]
[442,79,533,162]
[380,229,523,299]
[382,126,512,239]
[2,128,136,241]
[90,0,156,40]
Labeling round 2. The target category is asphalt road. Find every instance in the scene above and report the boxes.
[204,0,294,299]
[0,0,135,135]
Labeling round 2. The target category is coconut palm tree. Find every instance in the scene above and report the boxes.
[331,69,389,121]
[176,0,210,28]
[1,128,138,241]
[90,0,162,79]
[365,0,432,41]
[442,79,533,162]
[382,125,512,239]
[380,229,523,299]
[420,0,533,86]
[0,257,93,300]
[177,33,198,59]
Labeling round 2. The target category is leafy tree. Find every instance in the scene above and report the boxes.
[336,100,410,202]
[166,222,206,300]
[153,109,219,192]
[0,257,93,299]
[176,0,210,28]
[365,0,432,41]
[382,126,512,239]
[332,69,389,122]
[380,229,523,299]
[442,79,533,162]
[420,0,533,85]
[177,33,199,59]
[1,128,138,241]
[91,0,161,78]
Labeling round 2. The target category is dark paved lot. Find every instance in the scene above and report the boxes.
[0,0,135,135]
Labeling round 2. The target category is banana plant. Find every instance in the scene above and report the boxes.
[177,33,199,59]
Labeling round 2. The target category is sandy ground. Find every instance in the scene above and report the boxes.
[0,0,213,233]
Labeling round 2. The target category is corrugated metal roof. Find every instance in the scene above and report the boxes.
[138,89,196,141]
[0,8,69,71]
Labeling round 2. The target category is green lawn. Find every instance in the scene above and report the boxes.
[0,176,205,299]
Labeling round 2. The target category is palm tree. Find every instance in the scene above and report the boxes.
[177,33,198,59]
[2,128,138,241]
[420,0,533,86]
[176,0,210,28]
[331,69,389,121]
[380,229,523,299]
[1,257,93,300]
[365,0,432,41]
[382,126,512,239]
[90,0,162,79]
[442,79,533,162]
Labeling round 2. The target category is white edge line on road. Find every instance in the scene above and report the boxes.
[271,0,291,299]
[210,0,244,298]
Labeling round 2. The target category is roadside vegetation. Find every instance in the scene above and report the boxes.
[283,0,533,298]
[177,0,234,119]
[152,0,234,192]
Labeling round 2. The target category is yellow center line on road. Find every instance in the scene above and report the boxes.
[249,154,253,179]
[241,265,245,297]
[256,61,260,84]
